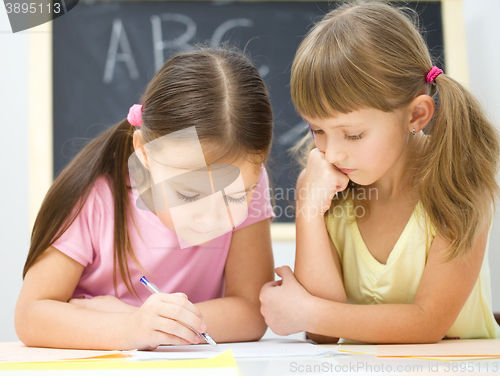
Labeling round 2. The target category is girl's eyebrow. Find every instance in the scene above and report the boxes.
[224,186,254,196]
[171,180,254,195]
[169,180,212,195]
[331,124,359,129]
[149,155,206,170]
[308,122,359,130]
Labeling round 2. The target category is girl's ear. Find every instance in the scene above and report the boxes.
[132,130,150,169]
[408,94,435,133]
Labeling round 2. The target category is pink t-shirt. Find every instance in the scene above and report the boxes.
[52,166,275,306]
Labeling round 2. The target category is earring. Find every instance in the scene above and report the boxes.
[412,129,416,136]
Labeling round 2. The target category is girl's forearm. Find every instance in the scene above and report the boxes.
[16,299,131,350]
[196,296,266,343]
[296,207,346,344]
[295,211,346,303]
[60,295,266,345]
[306,297,444,344]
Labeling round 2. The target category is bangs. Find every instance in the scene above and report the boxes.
[290,14,396,119]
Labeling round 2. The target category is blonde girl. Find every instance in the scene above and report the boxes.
[16,47,275,350]
[260,1,500,343]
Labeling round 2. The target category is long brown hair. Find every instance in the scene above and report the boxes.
[24,46,274,296]
[290,1,499,260]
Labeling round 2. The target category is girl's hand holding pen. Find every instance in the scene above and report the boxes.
[122,292,206,350]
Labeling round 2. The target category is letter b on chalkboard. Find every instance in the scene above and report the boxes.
[4,0,79,33]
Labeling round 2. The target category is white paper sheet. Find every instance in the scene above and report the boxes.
[377,339,500,358]
[130,339,334,360]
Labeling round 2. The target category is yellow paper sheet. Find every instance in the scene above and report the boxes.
[377,339,500,358]
[0,349,238,371]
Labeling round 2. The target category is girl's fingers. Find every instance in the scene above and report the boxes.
[261,280,282,290]
[337,175,350,191]
[275,265,294,280]
[269,280,283,287]
[172,292,188,300]
[153,330,195,346]
[157,293,202,319]
[154,317,201,344]
[157,302,205,334]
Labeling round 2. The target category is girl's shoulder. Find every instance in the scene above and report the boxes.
[52,175,115,267]
[72,174,119,219]
[93,174,114,194]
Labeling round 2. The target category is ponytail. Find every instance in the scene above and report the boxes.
[23,119,142,298]
[416,74,500,260]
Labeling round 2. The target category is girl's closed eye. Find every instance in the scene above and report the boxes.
[176,190,247,205]
[345,133,364,141]
[310,128,363,140]
[175,191,200,203]
[226,194,247,205]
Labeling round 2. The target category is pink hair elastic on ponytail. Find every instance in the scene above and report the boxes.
[127,104,143,127]
[426,66,444,84]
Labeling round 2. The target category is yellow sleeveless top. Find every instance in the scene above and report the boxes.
[324,198,500,339]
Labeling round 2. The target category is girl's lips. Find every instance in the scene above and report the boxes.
[337,167,356,174]
[190,228,214,235]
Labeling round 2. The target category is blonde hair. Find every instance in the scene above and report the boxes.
[291,1,500,260]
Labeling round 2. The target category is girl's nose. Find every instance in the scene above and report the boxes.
[324,141,347,165]
[193,193,226,224]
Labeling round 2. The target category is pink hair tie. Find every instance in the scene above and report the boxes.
[426,66,444,84]
[127,104,143,127]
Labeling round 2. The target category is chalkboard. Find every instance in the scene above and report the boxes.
[53,1,444,223]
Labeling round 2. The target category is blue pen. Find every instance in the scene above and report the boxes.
[140,276,219,349]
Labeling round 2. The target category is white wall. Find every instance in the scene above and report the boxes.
[0,12,30,341]
[0,1,499,343]
[464,0,500,312]
[463,0,500,312]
